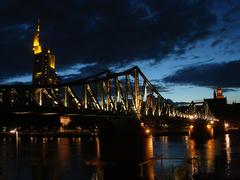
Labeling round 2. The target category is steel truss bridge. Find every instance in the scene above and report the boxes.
[0,66,215,122]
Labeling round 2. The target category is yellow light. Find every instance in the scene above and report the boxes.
[210,120,214,124]
[145,129,150,134]
[225,123,229,128]
[35,72,42,78]
[49,54,55,69]
[60,116,71,126]
[10,128,17,134]
[189,125,194,129]
[206,124,212,129]
[33,22,42,54]
[189,115,194,120]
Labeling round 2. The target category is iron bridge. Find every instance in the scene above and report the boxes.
[0,66,215,121]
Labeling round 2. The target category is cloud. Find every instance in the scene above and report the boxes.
[0,0,216,80]
[211,39,223,47]
[163,60,240,88]
[0,74,31,84]
[223,4,240,23]
[222,88,239,93]
[150,79,169,93]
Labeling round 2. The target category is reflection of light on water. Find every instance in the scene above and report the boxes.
[76,137,81,144]
[96,137,100,159]
[146,136,154,158]
[15,130,19,160]
[160,136,168,143]
[206,139,215,173]
[183,136,189,143]
[188,139,196,158]
[160,136,168,157]
[145,136,154,180]
[57,138,70,169]
[43,137,47,144]
[225,134,231,164]
[30,137,34,143]
[187,139,197,176]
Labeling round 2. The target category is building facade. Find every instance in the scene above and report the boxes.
[32,20,59,85]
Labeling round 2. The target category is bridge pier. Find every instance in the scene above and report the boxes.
[189,119,225,139]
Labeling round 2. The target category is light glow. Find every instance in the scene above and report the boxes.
[225,123,229,128]
[206,124,212,129]
[10,128,17,134]
[145,128,150,134]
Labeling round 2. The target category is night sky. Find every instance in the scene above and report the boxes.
[0,0,240,103]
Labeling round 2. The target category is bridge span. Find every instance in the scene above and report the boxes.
[0,66,217,131]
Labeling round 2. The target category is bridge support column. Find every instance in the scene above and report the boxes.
[106,79,111,111]
[64,87,68,107]
[84,84,88,109]
[134,69,141,114]
[125,75,129,112]
[100,81,105,110]
[114,78,118,111]
[39,88,42,106]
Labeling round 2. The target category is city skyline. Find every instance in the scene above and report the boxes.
[0,0,240,103]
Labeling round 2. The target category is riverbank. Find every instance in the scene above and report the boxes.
[0,130,98,138]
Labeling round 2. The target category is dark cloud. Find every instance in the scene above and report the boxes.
[61,63,109,82]
[223,4,240,23]
[193,55,200,59]
[163,60,240,88]
[222,88,239,93]
[150,79,169,93]
[0,0,216,79]
[211,39,223,47]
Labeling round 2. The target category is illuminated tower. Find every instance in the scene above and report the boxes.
[216,87,224,99]
[32,19,59,85]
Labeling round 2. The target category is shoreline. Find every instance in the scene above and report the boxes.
[0,129,239,138]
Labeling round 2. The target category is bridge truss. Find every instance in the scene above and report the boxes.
[0,66,215,121]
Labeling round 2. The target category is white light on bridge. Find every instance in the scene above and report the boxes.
[225,122,229,128]
[145,129,150,134]
[10,128,17,134]
[206,124,212,129]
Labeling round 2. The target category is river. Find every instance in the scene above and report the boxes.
[0,133,240,179]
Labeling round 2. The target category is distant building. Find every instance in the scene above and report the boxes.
[32,19,59,85]
[204,87,240,122]
[204,87,227,106]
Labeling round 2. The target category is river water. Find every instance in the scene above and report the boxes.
[0,134,240,180]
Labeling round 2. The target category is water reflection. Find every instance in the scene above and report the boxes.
[57,138,70,169]
[1,134,240,179]
[93,132,152,179]
[225,134,231,164]
[205,139,215,173]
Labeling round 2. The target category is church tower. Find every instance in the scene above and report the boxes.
[32,19,59,85]
[216,87,224,99]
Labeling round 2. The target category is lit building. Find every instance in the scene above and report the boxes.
[204,86,227,107]
[215,87,224,99]
[32,19,60,85]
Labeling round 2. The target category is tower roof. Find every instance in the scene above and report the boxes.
[33,19,42,54]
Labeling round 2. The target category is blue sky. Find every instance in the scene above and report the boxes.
[0,0,240,103]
